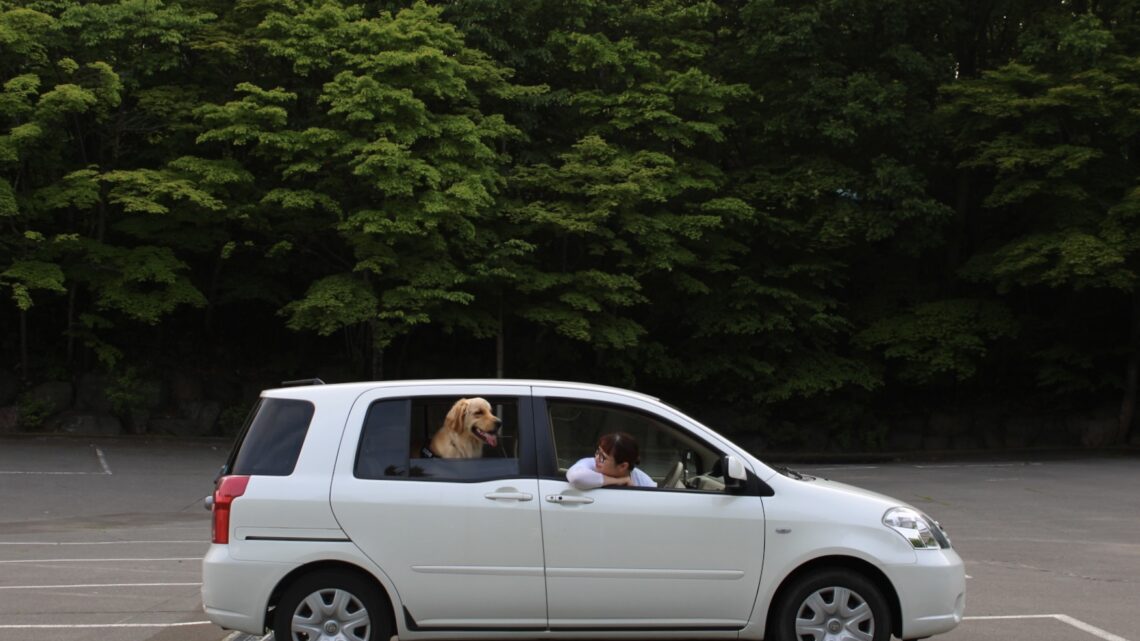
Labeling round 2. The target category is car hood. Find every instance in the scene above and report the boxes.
[764,468,916,514]
[808,476,907,507]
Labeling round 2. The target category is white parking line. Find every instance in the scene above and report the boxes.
[805,462,1048,472]
[0,557,201,564]
[0,540,202,545]
[95,447,112,474]
[966,614,1131,641]
[223,632,270,641]
[0,446,113,476]
[805,465,882,471]
[0,613,1126,637]
[1055,614,1133,641]
[915,463,1041,469]
[0,621,211,629]
[0,582,200,590]
[0,471,106,475]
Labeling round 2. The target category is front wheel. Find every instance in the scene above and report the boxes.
[769,568,890,641]
[273,570,391,641]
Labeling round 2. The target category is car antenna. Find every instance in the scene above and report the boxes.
[280,378,326,387]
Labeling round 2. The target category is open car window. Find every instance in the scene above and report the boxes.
[354,396,522,482]
[546,399,729,492]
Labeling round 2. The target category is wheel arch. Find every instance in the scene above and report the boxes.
[264,560,397,632]
[763,555,901,640]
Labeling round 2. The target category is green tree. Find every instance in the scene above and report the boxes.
[195,1,534,378]
[941,9,1140,443]
[685,0,963,436]
[446,0,757,389]
[0,1,225,379]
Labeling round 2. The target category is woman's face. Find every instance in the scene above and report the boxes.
[594,445,629,477]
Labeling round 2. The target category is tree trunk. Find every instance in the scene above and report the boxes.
[66,286,76,368]
[204,255,224,333]
[18,308,28,380]
[372,346,384,381]
[947,170,971,293]
[496,298,505,379]
[370,320,384,381]
[1117,294,1140,445]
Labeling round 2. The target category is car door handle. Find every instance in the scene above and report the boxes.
[545,494,594,505]
[484,491,533,502]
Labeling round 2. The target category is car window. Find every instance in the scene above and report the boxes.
[355,396,521,481]
[229,398,314,476]
[547,399,729,491]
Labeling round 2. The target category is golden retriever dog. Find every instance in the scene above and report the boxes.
[425,397,502,459]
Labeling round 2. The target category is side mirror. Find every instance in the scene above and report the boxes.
[724,455,747,489]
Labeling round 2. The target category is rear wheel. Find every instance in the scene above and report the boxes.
[273,570,391,641]
[769,568,890,641]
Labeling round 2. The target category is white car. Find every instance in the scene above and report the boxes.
[202,379,965,641]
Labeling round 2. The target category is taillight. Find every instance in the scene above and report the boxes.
[211,475,250,544]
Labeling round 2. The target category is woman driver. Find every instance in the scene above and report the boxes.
[566,431,655,489]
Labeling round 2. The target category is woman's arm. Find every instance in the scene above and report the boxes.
[566,457,630,489]
[566,457,605,489]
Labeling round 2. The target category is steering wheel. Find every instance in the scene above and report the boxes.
[660,461,684,488]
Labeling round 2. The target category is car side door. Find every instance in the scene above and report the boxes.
[534,389,766,630]
[330,384,546,630]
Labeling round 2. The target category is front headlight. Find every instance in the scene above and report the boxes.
[883,507,950,550]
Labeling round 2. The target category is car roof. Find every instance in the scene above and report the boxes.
[261,379,662,404]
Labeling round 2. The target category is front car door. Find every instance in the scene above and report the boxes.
[330,383,546,630]
[534,386,767,630]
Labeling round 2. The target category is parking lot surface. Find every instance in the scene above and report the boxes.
[0,437,227,641]
[0,435,1136,641]
[797,456,1139,641]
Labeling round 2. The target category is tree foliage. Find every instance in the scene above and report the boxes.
[2,0,1139,446]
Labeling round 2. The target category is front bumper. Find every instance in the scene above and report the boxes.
[889,547,966,639]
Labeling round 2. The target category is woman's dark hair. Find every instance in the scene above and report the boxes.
[598,432,640,469]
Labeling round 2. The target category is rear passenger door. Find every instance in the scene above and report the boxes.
[330,384,545,630]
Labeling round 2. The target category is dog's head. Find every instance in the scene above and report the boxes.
[445,397,502,447]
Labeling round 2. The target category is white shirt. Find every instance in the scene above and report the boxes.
[566,457,656,489]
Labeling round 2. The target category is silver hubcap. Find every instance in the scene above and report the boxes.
[291,587,371,641]
[795,586,875,641]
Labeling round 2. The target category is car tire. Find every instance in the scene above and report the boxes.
[769,568,890,641]
[273,569,391,641]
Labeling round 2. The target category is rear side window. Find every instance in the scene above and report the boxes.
[229,398,315,476]
[355,396,521,481]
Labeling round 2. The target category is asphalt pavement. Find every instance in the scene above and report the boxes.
[795,456,1140,641]
[0,435,1136,641]
[0,436,228,641]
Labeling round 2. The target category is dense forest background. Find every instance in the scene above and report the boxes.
[2,0,1140,451]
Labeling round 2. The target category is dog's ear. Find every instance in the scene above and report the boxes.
[444,398,469,434]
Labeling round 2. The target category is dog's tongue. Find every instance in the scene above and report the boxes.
[483,433,498,447]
